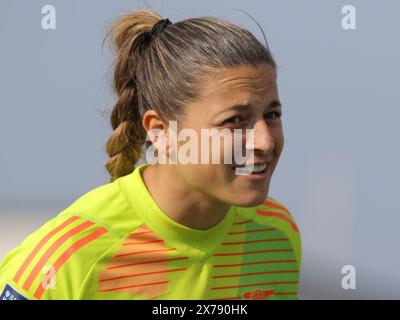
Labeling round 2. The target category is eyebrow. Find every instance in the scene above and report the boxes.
[216,100,282,116]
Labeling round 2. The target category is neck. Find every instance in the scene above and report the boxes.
[141,164,231,230]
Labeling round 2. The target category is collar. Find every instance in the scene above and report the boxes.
[118,163,237,260]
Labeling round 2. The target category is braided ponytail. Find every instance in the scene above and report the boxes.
[104,11,163,182]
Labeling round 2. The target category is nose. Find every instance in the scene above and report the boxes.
[246,118,275,155]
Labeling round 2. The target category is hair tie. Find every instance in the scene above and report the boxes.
[150,18,172,38]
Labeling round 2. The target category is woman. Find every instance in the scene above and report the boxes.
[0,10,301,300]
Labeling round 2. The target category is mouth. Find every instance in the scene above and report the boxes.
[232,163,269,176]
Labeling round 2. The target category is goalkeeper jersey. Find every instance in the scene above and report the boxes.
[0,163,302,300]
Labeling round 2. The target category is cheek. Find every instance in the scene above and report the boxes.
[273,127,284,155]
[178,164,220,186]
[269,127,284,174]
[181,164,235,196]
[216,131,246,166]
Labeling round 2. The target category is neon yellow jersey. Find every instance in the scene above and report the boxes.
[0,163,302,300]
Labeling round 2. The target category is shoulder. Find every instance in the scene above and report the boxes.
[63,177,143,236]
[234,196,300,233]
[0,178,145,300]
[234,196,302,267]
[254,196,300,233]
[0,211,117,299]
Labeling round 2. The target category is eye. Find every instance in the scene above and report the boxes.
[223,115,241,125]
[264,111,282,120]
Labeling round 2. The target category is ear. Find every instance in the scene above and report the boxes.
[142,110,171,162]
[142,110,167,144]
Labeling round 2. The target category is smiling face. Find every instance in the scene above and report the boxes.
[164,63,284,207]
[144,62,284,208]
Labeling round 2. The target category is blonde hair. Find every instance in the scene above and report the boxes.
[104,9,277,182]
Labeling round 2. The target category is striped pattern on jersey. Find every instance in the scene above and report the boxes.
[12,215,107,299]
[208,198,300,300]
[256,198,299,233]
[96,198,300,300]
[98,224,190,299]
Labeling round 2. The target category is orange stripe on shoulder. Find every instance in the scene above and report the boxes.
[257,197,299,233]
[13,215,81,284]
[33,226,108,299]
[22,220,96,291]
[256,209,299,233]
[263,197,291,214]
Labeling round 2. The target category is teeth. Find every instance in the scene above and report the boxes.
[234,163,267,175]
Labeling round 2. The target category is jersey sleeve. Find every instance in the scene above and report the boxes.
[0,211,117,300]
[254,196,302,271]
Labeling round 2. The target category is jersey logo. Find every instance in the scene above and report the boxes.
[1,284,29,300]
[242,288,275,300]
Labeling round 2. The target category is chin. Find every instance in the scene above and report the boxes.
[230,190,269,208]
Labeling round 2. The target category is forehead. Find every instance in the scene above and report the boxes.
[198,63,278,103]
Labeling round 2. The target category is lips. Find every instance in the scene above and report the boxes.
[232,163,269,175]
